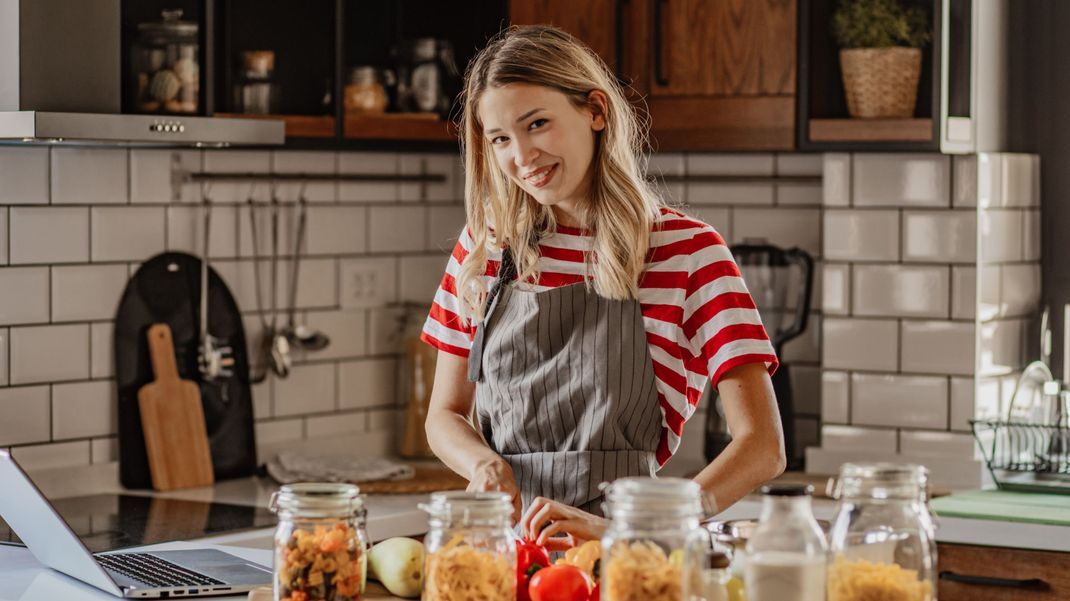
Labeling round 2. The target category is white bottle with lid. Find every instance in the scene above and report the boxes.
[744,483,828,601]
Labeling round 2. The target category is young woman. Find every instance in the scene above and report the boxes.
[420,25,785,550]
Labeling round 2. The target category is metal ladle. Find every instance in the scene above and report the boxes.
[248,187,291,380]
[280,194,330,351]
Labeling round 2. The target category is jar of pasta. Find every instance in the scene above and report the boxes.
[419,491,515,601]
[601,477,709,601]
[270,483,368,601]
[827,463,937,601]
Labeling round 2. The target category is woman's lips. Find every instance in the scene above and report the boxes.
[526,164,557,189]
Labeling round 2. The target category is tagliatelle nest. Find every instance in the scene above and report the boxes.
[827,555,933,601]
[603,541,683,601]
[424,535,514,601]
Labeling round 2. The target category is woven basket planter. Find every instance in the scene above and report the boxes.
[840,47,922,118]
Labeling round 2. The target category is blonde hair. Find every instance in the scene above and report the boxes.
[456,25,664,320]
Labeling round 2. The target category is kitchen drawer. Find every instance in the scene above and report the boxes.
[938,543,1070,600]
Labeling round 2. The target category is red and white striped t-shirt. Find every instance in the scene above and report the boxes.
[421,207,778,466]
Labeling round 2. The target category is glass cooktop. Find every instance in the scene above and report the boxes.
[0,493,275,553]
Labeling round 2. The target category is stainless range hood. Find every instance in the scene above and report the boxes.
[0,0,283,147]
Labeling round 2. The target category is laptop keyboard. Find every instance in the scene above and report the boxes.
[96,553,225,588]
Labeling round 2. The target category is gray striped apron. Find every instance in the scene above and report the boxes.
[467,250,662,517]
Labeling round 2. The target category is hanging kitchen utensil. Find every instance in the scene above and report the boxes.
[248,190,291,380]
[281,193,330,352]
[115,252,256,489]
[704,242,814,471]
[138,323,215,490]
[197,196,235,383]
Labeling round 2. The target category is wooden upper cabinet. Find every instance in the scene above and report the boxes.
[652,0,796,97]
[510,0,621,73]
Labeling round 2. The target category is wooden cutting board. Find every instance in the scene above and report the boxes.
[137,323,214,491]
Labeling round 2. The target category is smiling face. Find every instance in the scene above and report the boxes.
[478,83,606,227]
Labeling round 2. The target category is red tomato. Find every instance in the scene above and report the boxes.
[516,540,551,601]
[528,565,592,601]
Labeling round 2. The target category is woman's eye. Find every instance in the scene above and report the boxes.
[529,119,548,130]
[490,135,508,145]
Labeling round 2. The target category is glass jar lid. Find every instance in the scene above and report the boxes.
[420,490,513,527]
[834,462,929,500]
[603,477,703,518]
[138,9,198,38]
[269,482,364,519]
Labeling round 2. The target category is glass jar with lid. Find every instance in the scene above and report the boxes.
[419,491,515,601]
[744,484,827,601]
[344,66,388,116]
[233,50,280,115]
[827,463,936,601]
[130,9,199,114]
[269,483,368,601]
[601,477,709,601]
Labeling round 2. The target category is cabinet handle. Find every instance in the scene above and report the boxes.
[653,0,669,86]
[614,0,630,84]
[939,570,1049,590]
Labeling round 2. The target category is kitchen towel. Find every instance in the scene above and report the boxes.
[265,452,415,484]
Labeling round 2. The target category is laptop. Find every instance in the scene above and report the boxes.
[0,449,271,598]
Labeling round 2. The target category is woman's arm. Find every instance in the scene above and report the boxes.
[692,361,787,514]
[424,350,521,520]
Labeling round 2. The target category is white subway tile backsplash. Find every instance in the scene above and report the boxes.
[687,183,774,206]
[781,314,820,362]
[687,153,775,176]
[822,318,898,371]
[10,324,90,384]
[950,377,975,431]
[0,147,49,205]
[203,150,271,203]
[823,263,849,315]
[368,408,402,431]
[975,377,1001,421]
[91,437,118,464]
[9,207,90,264]
[52,380,116,439]
[51,148,128,205]
[11,440,90,471]
[306,412,365,438]
[427,205,467,253]
[367,306,409,356]
[951,267,976,320]
[899,430,977,458]
[51,264,128,322]
[851,373,948,429]
[0,268,49,325]
[1023,209,1041,261]
[1000,154,1039,208]
[251,376,272,418]
[821,425,897,453]
[0,209,7,264]
[853,154,950,207]
[339,257,397,309]
[0,386,50,446]
[273,151,337,203]
[852,264,949,318]
[339,358,398,409]
[776,183,822,206]
[90,323,114,379]
[369,206,427,253]
[130,149,202,204]
[732,208,821,257]
[977,153,1002,208]
[302,310,367,360]
[424,155,463,202]
[277,258,337,309]
[901,320,975,376]
[821,371,849,423]
[775,154,824,176]
[822,153,851,207]
[91,207,165,262]
[338,152,399,202]
[273,363,336,417]
[306,206,368,255]
[791,365,822,414]
[902,211,977,263]
[979,209,1022,263]
[1001,264,1041,318]
[979,318,1026,376]
[167,204,240,258]
[400,255,449,304]
[255,419,304,446]
[824,210,899,261]
[978,265,1000,321]
[952,155,977,207]
[647,153,685,177]
[687,207,732,241]
[0,328,7,385]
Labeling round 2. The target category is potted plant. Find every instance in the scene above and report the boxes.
[831,0,931,118]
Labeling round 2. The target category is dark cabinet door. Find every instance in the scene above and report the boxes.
[510,0,619,71]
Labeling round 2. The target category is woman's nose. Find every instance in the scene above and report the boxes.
[513,139,539,169]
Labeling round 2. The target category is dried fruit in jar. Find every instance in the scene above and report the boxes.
[276,523,365,601]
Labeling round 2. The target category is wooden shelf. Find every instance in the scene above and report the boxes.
[808,118,934,143]
[344,114,456,142]
[215,113,336,139]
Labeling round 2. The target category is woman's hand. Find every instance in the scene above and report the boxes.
[466,457,522,522]
[521,497,608,551]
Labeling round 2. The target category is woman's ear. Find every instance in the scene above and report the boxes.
[587,90,608,132]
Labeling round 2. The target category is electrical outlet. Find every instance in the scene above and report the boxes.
[340,259,396,309]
